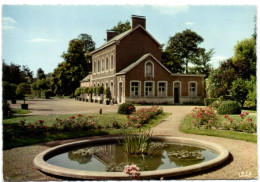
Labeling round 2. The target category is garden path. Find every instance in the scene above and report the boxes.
[3,100,258,180]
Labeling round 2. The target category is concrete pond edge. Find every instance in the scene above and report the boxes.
[34,136,230,180]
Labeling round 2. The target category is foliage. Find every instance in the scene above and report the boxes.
[243,101,256,110]
[204,98,218,106]
[217,100,241,115]
[111,20,131,34]
[233,37,256,77]
[119,129,153,155]
[189,48,214,77]
[191,106,217,129]
[3,82,17,101]
[2,62,34,84]
[221,112,256,133]
[105,87,112,100]
[126,106,164,127]
[161,50,184,73]
[44,89,54,99]
[37,68,46,79]
[229,78,248,105]
[118,103,136,115]
[16,83,31,103]
[74,87,81,97]
[97,86,104,95]
[88,87,93,94]
[78,33,96,52]
[3,102,11,117]
[165,29,204,73]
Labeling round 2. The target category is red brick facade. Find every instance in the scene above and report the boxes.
[80,15,205,104]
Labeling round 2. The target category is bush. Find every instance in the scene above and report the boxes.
[44,89,54,99]
[97,86,104,95]
[204,98,218,106]
[243,101,256,110]
[3,102,11,117]
[74,87,81,96]
[191,106,217,129]
[118,103,136,115]
[217,100,241,115]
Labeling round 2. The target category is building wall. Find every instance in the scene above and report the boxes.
[116,27,161,72]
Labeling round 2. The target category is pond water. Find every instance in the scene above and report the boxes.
[46,142,218,172]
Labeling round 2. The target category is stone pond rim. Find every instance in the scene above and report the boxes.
[33,136,230,180]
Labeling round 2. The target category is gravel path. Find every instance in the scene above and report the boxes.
[3,99,258,180]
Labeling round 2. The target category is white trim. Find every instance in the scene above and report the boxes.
[188,81,197,97]
[130,80,141,97]
[144,81,155,97]
[145,60,154,78]
[157,81,168,97]
[91,74,115,81]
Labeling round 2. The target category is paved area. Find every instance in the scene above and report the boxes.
[3,99,258,180]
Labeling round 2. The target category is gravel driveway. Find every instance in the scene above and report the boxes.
[3,99,258,180]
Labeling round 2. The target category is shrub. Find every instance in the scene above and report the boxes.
[191,106,217,129]
[97,86,104,95]
[118,103,136,115]
[74,87,81,96]
[3,102,11,117]
[88,87,93,94]
[243,100,256,110]
[105,87,111,100]
[44,89,53,99]
[217,100,241,115]
[204,98,218,106]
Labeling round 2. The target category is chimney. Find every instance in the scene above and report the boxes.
[131,15,146,29]
[106,30,119,42]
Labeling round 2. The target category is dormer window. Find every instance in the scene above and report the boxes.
[145,61,154,77]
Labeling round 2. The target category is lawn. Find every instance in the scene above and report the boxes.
[3,111,171,150]
[180,113,257,143]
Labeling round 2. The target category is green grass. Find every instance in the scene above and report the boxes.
[11,108,32,115]
[3,112,171,150]
[180,114,257,143]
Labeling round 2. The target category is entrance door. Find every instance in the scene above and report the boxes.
[119,82,122,103]
[174,82,180,104]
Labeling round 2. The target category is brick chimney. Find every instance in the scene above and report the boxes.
[131,15,146,29]
[107,30,119,42]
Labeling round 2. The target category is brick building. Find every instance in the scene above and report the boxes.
[80,15,205,104]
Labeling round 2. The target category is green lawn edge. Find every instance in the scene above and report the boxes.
[179,114,257,143]
[3,112,171,150]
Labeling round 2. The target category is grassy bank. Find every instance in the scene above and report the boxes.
[180,114,257,143]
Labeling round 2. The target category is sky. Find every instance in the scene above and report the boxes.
[1,2,257,76]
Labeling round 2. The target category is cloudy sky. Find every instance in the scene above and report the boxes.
[1,2,256,76]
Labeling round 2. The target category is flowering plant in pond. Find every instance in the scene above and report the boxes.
[123,164,141,179]
[191,106,216,129]
[222,111,256,133]
[126,106,163,128]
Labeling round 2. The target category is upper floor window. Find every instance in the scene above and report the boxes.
[145,61,153,77]
[97,60,100,72]
[106,57,109,71]
[93,61,96,73]
[102,58,105,72]
[130,81,141,97]
[188,81,197,97]
[110,55,114,70]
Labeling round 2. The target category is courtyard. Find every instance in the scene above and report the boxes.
[2,98,257,180]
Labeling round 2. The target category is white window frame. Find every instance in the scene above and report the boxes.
[157,81,168,97]
[105,56,109,71]
[97,59,100,73]
[144,61,154,77]
[130,80,141,97]
[144,81,155,97]
[101,58,105,72]
[110,54,114,70]
[188,81,197,97]
[173,81,182,97]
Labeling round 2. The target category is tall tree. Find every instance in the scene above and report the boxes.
[165,29,204,73]
[78,34,96,53]
[161,50,184,73]
[111,20,131,34]
[37,68,46,79]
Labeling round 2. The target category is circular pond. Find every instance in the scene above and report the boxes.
[34,137,229,180]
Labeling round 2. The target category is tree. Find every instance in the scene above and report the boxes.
[78,34,95,52]
[161,50,184,73]
[229,78,248,105]
[165,29,204,73]
[111,20,131,34]
[189,48,214,77]
[3,82,17,101]
[37,68,46,79]
[16,83,31,104]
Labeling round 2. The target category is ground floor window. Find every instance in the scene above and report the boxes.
[158,81,167,97]
[145,81,154,97]
[189,81,197,97]
[130,81,141,97]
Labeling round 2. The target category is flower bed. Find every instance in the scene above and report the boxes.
[191,106,217,129]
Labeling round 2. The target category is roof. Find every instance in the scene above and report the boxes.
[91,25,162,55]
[116,53,171,75]
[80,75,90,82]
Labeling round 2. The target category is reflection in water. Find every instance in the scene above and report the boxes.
[47,142,218,172]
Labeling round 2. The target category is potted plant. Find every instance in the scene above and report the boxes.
[97,86,104,104]
[16,82,31,110]
[88,87,93,102]
[105,87,112,105]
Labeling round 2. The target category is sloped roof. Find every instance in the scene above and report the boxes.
[116,53,171,75]
[91,25,162,54]
[80,75,90,82]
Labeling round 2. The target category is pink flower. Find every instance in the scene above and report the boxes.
[224,114,229,118]
[77,114,82,117]
[39,120,44,124]
[69,116,75,120]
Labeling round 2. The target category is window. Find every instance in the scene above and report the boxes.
[130,81,141,97]
[102,58,105,72]
[145,61,153,77]
[145,81,154,97]
[189,81,197,97]
[158,82,167,97]
[97,60,100,72]
[110,55,114,69]
[110,81,114,96]
[106,57,109,71]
